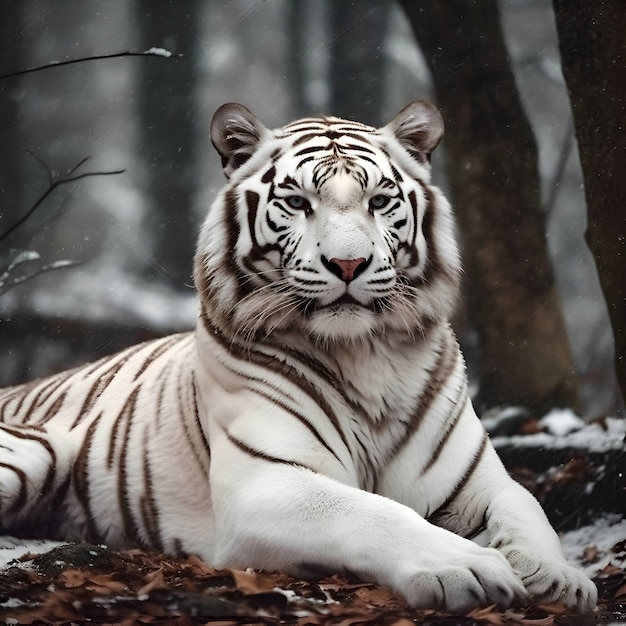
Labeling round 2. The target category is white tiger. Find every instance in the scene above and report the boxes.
[0,101,596,614]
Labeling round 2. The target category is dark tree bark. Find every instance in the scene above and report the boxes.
[0,3,22,243]
[399,0,580,415]
[552,0,626,412]
[287,0,309,119]
[137,1,199,290]
[328,0,389,125]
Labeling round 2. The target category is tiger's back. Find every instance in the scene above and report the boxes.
[0,101,597,614]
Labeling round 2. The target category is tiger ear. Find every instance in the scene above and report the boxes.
[210,103,268,178]
[385,100,444,162]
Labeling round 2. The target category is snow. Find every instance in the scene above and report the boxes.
[491,415,625,453]
[144,47,173,58]
[0,536,64,570]
[540,408,586,436]
[1,265,197,333]
[561,515,626,578]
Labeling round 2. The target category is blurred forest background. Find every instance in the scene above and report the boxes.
[0,0,623,419]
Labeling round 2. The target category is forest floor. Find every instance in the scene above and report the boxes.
[0,412,624,625]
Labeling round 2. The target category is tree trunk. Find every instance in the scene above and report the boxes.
[399,0,580,416]
[0,3,22,243]
[328,0,389,125]
[552,0,626,412]
[137,0,199,290]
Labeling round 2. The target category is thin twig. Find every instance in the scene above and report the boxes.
[0,260,79,297]
[0,49,181,81]
[0,157,125,243]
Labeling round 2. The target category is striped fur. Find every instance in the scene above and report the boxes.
[0,102,595,613]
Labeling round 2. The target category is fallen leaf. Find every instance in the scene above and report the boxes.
[58,568,87,588]
[597,563,624,577]
[228,567,276,594]
[582,545,599,563]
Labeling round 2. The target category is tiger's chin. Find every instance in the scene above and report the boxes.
[305,305,380,343]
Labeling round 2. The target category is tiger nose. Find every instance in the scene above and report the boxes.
[322,256,369,283]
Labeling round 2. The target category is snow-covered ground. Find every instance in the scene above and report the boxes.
[561,515,626,578]
[0,537,65,570]
[489,409,625,453]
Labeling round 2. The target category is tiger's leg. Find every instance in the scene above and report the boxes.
[208,430,527,614]
[444,441,598,613]
[0,423,74,532]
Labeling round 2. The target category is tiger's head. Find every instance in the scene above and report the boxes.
[195,101,461,344]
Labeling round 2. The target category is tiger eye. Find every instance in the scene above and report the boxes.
[370,195,390,210]
[286,196,305,209]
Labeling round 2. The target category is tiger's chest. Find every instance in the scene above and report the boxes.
[322,334,451,488]
[197,322,458,492]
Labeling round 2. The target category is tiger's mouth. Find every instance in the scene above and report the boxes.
[322,294,362,309]
[301,293,387,315]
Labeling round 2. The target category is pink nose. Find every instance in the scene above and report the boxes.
[328,257,367,282]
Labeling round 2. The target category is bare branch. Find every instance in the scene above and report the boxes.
[0,156,125,244]
[0,257,79,296]
[0,48,182,81]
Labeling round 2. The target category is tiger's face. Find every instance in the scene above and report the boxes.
[197,102,461,343]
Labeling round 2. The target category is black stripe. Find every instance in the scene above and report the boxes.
[419,382,468,476]
[12,369,76,423]
[73,411,105,543]
[393,333,457,456]
[32,390,67,426]
[261,165,276,183]
[247,378,343,465]
[226,429,312,471]
[178,368,211,475]
[427,431,489,519]
[71,359,127,430]
[0,462,27,515]
[107,387,140,470]
[132,335,184,382]
[202,313,352,457]
[140,428,163,552]
[1,424,57,500]
[15,373,71,424]
[246,189,261,248]
[117,387,141,544]
[294,145,329,158]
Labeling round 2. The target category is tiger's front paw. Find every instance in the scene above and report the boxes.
[392,544,526,614]
[503,547,597,614]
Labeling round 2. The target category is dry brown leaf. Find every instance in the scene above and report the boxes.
[597,563,624,577]
[468,604,512,625]
[352,584,401,608]
[86,572,129,592]
[582,545,599,563]
[58,568,88,588]
[551,457,593,485]
[333,615,380,626]
[182,554,219,576]
[535,602,569,615]
[227,567,276,594]
[521,419,543,435]
[137,567,170,595]
[38,591,84,619]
